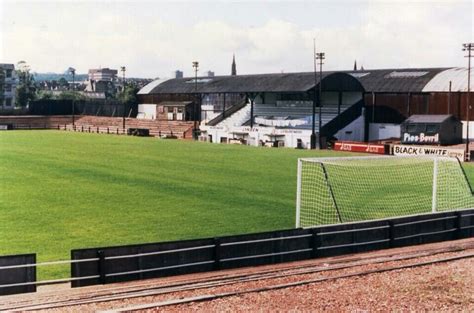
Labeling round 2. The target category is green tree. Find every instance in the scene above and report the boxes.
[117,85,139,110]
[37,90,54,100]
[58,77,69,88]
[15,61,36,107]
[57,91,86,101]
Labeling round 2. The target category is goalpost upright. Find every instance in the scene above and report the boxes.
[296,159,302,228]
[432,158,438,213]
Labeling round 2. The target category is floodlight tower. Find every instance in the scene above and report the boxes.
[463,43,473,160]
[316,52,325,149]
[311,39,317,149]
[120,66,126,131]
[69,67,76,126]
[192,61,199,140]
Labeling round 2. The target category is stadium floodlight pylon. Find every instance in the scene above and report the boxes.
[296,156,474,228]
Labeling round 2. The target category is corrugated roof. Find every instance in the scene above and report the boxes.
[403,114,457,123]
[138,78,172,94]
[140,67,462,95]
[352,68,448,92]
[148,72,331,94]
[422,67,474,92]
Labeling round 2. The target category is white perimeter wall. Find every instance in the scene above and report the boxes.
[203,126,313,149]
[462,121,474,140]
[137,104,157,119]
[368,123,401,141]
[334,115,365,141]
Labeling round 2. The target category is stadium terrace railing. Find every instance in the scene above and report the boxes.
[0,209,473,296]
[1,123,190,138]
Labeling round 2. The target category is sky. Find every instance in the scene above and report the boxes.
[0,0,473,78]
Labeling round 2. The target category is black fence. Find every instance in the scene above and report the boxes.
[0,254,36,296]
[1,209,473,296]
[28,100,138,117]
[70,209,474,288]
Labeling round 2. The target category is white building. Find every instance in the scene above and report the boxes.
[0,63,17,108]
[85,68,118,93]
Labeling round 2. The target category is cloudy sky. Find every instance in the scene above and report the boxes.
[0,0,472,78]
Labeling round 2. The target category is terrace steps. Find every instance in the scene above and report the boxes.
[0,115,194,139]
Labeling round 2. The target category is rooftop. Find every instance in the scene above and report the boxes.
[143,72,364,94]
[403,114,460,124]
[139,67,472,95]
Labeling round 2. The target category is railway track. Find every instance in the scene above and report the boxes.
[105,252,474,312]
[2,239,474,312]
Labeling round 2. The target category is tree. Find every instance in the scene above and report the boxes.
[36,90,54,100]
[58,77,69,88]
[117,85,139,112]
[57,90,86,101]
[15,61,36,107]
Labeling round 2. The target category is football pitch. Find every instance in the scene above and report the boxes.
[0,131,353,278]
[1,131,473,279]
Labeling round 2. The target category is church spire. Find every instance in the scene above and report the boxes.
[353,60,357,71]
[231,54,237,76]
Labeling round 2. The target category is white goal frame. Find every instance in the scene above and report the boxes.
[295,155,473,228]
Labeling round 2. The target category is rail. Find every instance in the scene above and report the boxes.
[206,100,248,126]
[1,208,473,296]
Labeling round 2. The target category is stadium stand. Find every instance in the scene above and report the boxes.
[137,67,473,148]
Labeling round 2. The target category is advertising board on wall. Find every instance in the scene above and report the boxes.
[334,142,387,155]
[402,132,440,144]
[392,144,465,160]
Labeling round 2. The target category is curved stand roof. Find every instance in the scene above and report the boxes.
[140,72,364,94]
[139,67,472,95]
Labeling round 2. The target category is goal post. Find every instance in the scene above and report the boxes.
[296,156,474,228]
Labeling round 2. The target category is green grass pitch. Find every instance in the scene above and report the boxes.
[0,130,358,279]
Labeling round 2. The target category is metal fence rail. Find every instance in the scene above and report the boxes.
[1,209,473,296]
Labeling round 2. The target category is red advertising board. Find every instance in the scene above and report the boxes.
[334,141,387,155]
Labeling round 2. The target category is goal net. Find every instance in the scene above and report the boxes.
[296,156,474,227]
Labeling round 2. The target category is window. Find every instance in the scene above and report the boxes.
[5,98,12,106]
[426,124,437,134]
[5,84,11,92]
[6,69,12,78]
[407,124,418,133]
[385,71,429,78]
